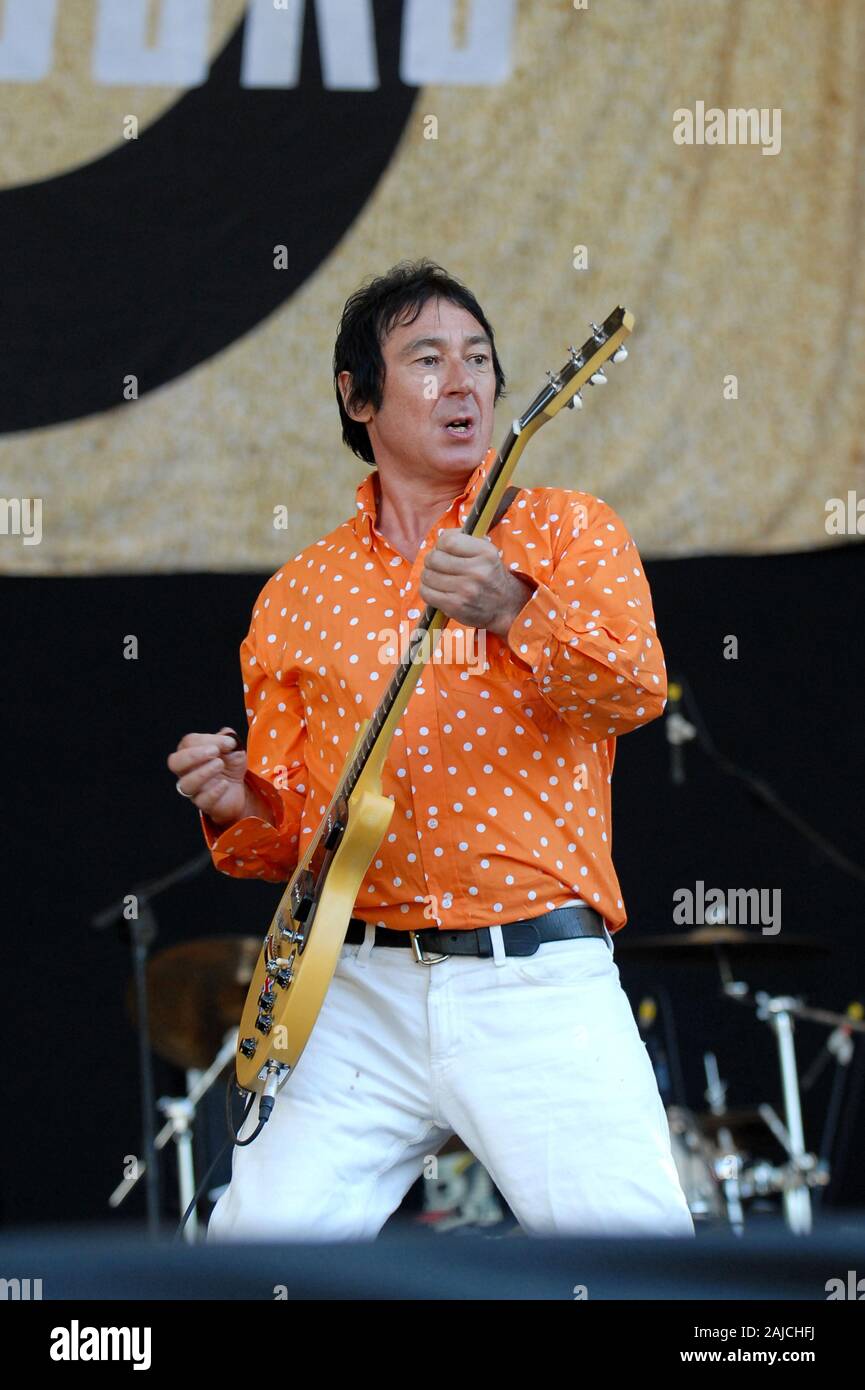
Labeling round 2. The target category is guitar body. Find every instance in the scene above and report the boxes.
[235,724,396,1091]
[232,306,635,1096]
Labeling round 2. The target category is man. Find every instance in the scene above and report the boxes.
[168,259,694,1241]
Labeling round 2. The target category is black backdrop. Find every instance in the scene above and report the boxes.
[3,538,864,1229]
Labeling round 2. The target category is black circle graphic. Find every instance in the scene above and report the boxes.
[0,2,416,434]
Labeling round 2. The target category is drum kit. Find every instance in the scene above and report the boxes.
[615,916,864,1235]
[108,907,863,1238]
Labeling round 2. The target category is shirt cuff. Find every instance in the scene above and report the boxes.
[200,769,289,852]
[504,575,567,671]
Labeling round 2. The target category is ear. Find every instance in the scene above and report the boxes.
[338,369,373,424]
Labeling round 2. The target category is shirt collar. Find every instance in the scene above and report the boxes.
[353,447,496,544]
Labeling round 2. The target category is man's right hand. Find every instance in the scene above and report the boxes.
[167,726,257,826]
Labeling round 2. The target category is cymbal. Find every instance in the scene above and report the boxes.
[126,936,261,1070]
[615,926,830,964]
[696,1108,776,1143]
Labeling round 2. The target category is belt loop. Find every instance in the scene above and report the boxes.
[356,922,376,967]
[489,923,507,968]
[602,924,615,957]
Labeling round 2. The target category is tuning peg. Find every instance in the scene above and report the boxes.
[546,369,561,389]
[588,368,607,385]
[611,345,628,363]
[590,322,604,341]
[567,391,583,409]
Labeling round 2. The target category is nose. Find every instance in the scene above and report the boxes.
[443,356,475,396]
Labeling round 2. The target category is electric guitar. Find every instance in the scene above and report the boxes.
[235,306,635,1094]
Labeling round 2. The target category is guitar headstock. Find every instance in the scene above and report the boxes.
[518,306,634,432]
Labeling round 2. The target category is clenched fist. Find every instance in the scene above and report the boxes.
[167,726,265,827]
[418,530,535,637]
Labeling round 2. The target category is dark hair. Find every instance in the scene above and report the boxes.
[332,258,507,464]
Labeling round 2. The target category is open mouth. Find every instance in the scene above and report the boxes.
[444,416,475,437]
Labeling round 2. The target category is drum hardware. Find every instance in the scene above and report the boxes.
[111,935,261,1234]
[737,1156,830,1199]
[419,1149,506,1233]
[623,918,861,1235]
[666,1105,725,1222]
[91,848,217,1235]
[720,980,864,1235]
[701,1052,747,1234]
[108,1029,238,1241]
[125,936,262,1071]
[615,925,830,965]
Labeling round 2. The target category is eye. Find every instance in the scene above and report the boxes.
[418,355,440,366]
[470,353,490,365]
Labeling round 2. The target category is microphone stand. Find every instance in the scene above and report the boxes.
[665,678,697,786]
[90,849,213,1238]
[674,673,865,885]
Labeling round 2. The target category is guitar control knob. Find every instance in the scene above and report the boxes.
[239,1037,258,1059]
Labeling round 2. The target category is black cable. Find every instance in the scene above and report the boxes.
[679,673,865,885]
[173,1078,255,1242]
[234,1068,292,1144]
[233,1117,268,1146]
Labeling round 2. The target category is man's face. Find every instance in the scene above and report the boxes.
[341,296,497,483]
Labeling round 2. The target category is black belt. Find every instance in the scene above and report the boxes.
[343,903,606,958]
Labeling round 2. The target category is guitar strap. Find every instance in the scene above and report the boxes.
[488,484,519,531]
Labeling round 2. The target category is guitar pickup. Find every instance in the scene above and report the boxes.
[324,817,345,850]
[290,869,316,922]
[323,797,348,850]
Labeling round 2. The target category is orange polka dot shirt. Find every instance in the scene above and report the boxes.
[200,448,667,935]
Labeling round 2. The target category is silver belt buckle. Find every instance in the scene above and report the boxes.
[408,930,450,965]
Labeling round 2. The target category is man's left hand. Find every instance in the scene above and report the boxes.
[418,531,536,639]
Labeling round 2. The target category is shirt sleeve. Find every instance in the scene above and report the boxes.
[501,493,667,740]
[200,579,308,881]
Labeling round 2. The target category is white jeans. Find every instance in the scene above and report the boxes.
[207,923,695,1241]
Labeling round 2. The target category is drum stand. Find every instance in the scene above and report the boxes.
[623,917,857,1235]
[108,1030,237,1240]
[702,1053,746,1235]
[721,965,820,1235]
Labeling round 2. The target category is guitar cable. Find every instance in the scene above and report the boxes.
[172,1077,255,1242]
